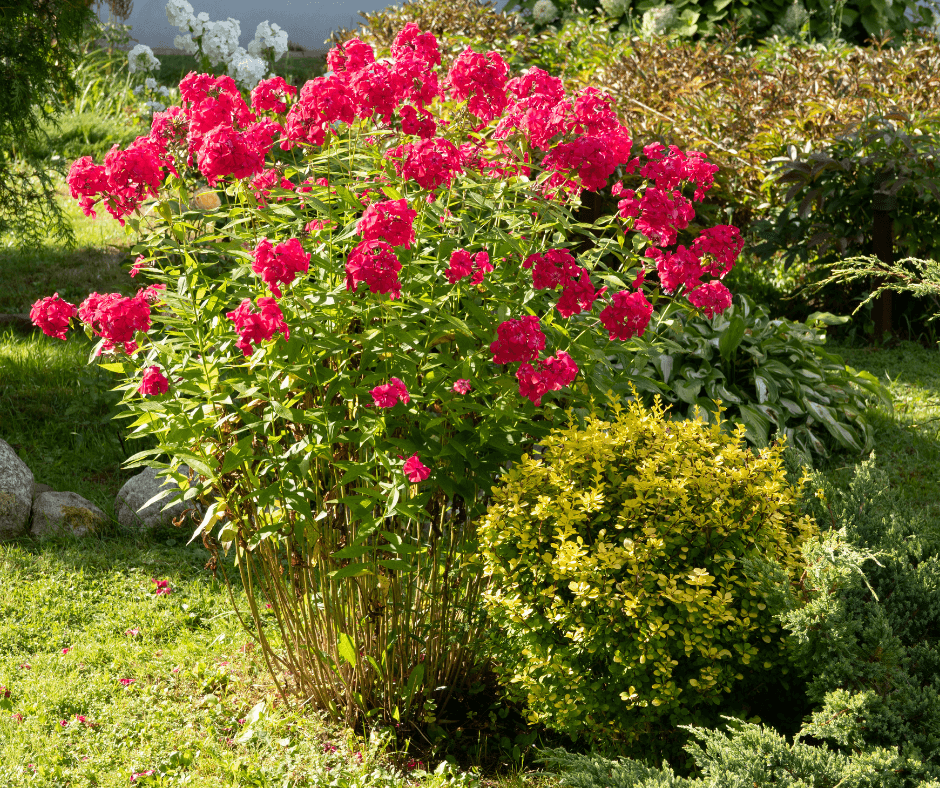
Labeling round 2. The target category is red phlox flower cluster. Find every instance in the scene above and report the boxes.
[599,289,654,341]
[645,246,704,294]
[388,138,463,191]
[690,225,744,278]
[30,293,76,340]
[346,240,402,299]
[516,350,578,406]
[251,76,297,115]
[399,104,437,138]
[390,24,441,109]
[556,268,606,318]
[226,297,290,357]
[490,315,545,364]
[391,23,441,68]
[250,168,296,205]
[641,143,719,201]
[525,250,605,317]
[402,453,430,482]
[66,156,110,218]
[542,130,633,192]
[446,47,509,125]
[496,67,567,150]
[252,237,311,298]
[78,292,152,354]
[139,366,169,396]
[371,377,410,408]
[196,119,279,184]
[686,280,733,318]
[67,137,165,225]
[525,249,578,289]
[283,75,356,149]
[445,248,491,284]
[625,187,696,247]
[137,284,166,305]
[452,379,471,394]
[349,61,406,124]
[359,199,417,248]
[569,88,621,136]
[327,38,376,78]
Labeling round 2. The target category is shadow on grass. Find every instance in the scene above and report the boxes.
[0,328,157,516]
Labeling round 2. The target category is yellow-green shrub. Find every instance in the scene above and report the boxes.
[478,398,818,746]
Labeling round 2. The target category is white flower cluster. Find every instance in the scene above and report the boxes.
[599,0,630,18]
[640,4,680,38]
[128,44,161,75]
[532,0,558,25]
[164,1,290,89]
[247,20,288,62]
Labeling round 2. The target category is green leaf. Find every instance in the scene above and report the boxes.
[719,315,746,361]
[337,633,357,667]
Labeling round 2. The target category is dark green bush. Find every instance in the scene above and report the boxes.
[782,457,940,771]
[616,294,891,456]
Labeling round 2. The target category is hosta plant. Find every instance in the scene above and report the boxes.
[31,25,745,729]
[621,294,891,455]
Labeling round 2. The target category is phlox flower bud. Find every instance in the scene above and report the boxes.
[139,366,169,396]
[30,293,76,340]
[371,377,410,408]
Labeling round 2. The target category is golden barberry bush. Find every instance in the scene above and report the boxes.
[478,397,818,745]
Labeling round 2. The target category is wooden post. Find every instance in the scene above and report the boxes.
[871,191,897,341]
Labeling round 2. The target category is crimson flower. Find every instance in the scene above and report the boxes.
[403,453,430,482]
[138,367,169,396]
[371,378,410,408]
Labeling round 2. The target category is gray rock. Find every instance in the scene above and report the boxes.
[115,466,190,531]
[32,482,54,501]
[31,491,106,538]
[0,439,33,539]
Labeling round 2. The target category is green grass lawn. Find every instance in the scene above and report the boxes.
[0,538,482,788]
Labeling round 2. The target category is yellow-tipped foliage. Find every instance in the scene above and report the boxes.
[478,397,818,745]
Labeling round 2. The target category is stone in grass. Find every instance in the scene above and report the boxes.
[31,491,107,538]
[115,466,190,532]
[0,438,34,539]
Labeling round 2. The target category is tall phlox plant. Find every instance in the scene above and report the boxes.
[36,22,743,729]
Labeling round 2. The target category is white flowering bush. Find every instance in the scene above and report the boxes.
[640,5,680,38]
[598,0,630,19]
[128,44,160,75]
[164,0,289,89]
[532,0,559,25]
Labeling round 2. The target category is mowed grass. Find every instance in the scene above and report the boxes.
[0,190,136,317]
[0,538,470,788]
[831,340,940,527]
